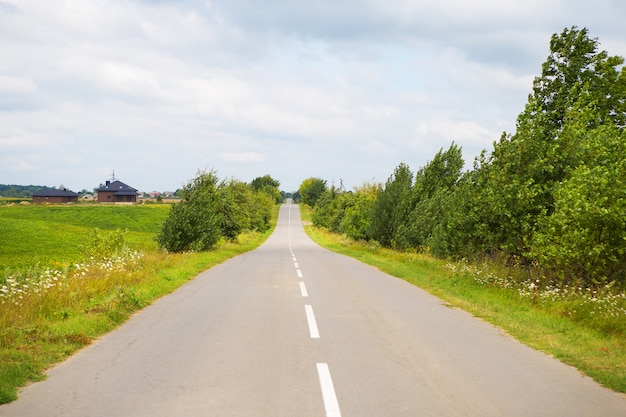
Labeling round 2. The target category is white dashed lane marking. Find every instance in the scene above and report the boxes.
[299,282,308,297]
[290,239,342,416]
[317,363,342,417]
[304,305,320,339]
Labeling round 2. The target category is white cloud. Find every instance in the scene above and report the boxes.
[219,152,265,163]
[0,76,37,93]
[0,0,625,192]
[416,116,493,146]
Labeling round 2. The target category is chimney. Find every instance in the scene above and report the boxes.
[106,180,110,186]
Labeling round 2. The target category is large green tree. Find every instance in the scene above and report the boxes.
[217,179,255,240]
[298,177,327,207]
[531,26,626,133]
[531,110,626,286]
[368,163,413,248]
[311,186,347,231]
[157,170,222,252]
[398,143,464,250]
[340,182,381,241]
[250,175,282,204]
[470,26,626,258]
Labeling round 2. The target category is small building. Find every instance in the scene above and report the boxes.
[32,188,79,204]
[96,180,138,203]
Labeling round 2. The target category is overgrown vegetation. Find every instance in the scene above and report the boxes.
[305,26,626,291]
[157,170,278,252]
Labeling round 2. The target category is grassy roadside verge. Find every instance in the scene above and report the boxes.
[0,208,277,404]
[299,205,626,394]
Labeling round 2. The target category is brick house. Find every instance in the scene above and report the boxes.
[96,180,138,203]
[32,188,79,204]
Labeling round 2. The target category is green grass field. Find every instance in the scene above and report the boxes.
[0,205,170,269]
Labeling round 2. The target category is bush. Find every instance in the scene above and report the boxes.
[531,124,626,286]
[157,170,221,252]
[157,170,277,252]
[79,228,128,260]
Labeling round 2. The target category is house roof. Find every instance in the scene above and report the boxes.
[97,180,138,195]
[32,188,78,197]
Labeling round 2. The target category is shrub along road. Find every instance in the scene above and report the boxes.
[1,203,625,416]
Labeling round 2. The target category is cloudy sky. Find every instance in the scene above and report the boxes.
[1,1,625,193]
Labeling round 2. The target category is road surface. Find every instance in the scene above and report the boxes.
[1,202,625,416]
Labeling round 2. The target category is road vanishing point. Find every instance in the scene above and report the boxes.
[1,202,625,417]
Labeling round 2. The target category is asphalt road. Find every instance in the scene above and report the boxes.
[2,202,625,416]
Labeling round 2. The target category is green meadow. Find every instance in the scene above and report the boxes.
[0,204,170,269]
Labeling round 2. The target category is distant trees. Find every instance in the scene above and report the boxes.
[0,184,55,198]
[306,27,626,288]
[298,177,327,207]
[157,171,278,252]
[250,175,282,204]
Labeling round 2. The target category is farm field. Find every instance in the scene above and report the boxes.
[0,204,170,269]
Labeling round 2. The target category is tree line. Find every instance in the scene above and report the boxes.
[0,184,56,198]
[301,27,626,289]
[157,172,281,252]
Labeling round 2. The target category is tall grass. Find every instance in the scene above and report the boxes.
[299,205,626,394]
